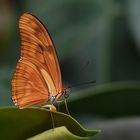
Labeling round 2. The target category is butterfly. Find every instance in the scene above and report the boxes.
[12,13,70,111]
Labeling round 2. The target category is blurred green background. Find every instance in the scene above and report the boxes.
[1,0,140,139]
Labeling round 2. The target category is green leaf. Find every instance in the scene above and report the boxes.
[68,81,140,117]
[27,126,97,140]
[0,107,100,140]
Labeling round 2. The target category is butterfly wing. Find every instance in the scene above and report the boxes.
[12,13,63,108]
[12,59,50,108]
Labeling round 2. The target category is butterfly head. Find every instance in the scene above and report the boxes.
[49,87,71,103]
[62,86,71,99]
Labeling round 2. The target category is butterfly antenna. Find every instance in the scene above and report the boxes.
[71,80,96,88]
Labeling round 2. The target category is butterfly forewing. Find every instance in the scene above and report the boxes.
[12,13,63,108]
[20,13,62,91]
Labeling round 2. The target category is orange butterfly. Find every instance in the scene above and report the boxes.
[12,13,70,110]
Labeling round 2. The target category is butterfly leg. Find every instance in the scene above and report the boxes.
[56,99,70,115]
[41,104,56,129]
[50,111,55,129]
[64,99,70,115]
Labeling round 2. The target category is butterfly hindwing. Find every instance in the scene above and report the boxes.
[12,59,51,108]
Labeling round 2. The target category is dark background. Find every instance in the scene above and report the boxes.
[1,0,140,139]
